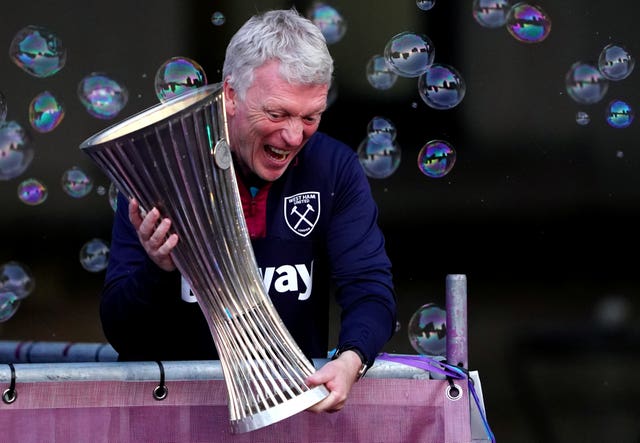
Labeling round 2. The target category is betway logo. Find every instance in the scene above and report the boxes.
[260,261,313,301]
[181,261,313,303]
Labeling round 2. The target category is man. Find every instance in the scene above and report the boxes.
[100,8,396,413]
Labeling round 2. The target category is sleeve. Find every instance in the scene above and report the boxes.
[99,192,206,360]
[326,147,397,366]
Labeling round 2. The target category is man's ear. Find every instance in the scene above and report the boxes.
[223,79,237,116]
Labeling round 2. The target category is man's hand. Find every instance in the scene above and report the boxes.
[304,350,363,413]
[129,198,179,271]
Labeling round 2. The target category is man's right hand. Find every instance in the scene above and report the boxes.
[129,198,179,271]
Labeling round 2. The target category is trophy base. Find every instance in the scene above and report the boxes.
[231,385,330,434]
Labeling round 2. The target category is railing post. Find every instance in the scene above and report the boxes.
[445,274,468,369]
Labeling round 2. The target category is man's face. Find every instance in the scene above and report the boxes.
[224,60,329,182]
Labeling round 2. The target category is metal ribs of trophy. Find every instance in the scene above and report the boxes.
[80,83,329,433]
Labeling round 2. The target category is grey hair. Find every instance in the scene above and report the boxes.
[222,8,334,100]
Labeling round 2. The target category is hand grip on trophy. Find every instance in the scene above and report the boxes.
[128,197,178,272]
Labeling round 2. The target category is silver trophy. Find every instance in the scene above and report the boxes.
[80,83,329,433]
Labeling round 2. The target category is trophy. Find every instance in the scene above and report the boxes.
[80,83,329,433]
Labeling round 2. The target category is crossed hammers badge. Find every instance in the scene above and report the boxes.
[284,192,320,237]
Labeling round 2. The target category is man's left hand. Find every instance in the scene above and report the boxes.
[304,350,363,413]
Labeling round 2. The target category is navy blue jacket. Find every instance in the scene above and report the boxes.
[100,131,397,365]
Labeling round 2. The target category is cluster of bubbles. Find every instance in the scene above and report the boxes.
[566,42,635,128]
[407,303,447,356]
[472,1,551,44]
[1,27,212,199]
[0,4,627,341]
[0,252,103,322]
[2,25,122,202]
[360,2,569,182]
[9,25,129,123]
[363,7,465,180]
[0,22,158,319]
[357,115,457,180]
[0,261,35,322]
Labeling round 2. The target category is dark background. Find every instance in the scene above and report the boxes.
[1,1,639,441]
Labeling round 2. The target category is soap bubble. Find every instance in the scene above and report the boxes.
[598,43,635,81]
[0,292,20,323]
[211,11,225,26]
[408,303,446,356]
[417,139,457,178]
[0,261,35,300]
[78,73,128,119]
[17,177,48,205]
[384,31,435,78]
[366,54,398,90]
[506,2,551,43]
[154,56,207,102]
[565,61,609,105]
[29,91,64,133]
[367,116,397,144]
[473,0,512,28]
[416,0,436,11]
[307,2,347,44]
[9,25,66,78]
[357,135,401,179]
[79,238,110,272]
[108,182,118,211]
[61,167,93,198]
[575,111,590,126]
[418,63,466,109]
[605,99,634,129]
[0,120,34,181]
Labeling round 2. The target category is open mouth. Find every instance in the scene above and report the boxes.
[264,145,289,162]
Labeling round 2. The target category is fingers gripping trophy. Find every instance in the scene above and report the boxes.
[80,83,329,433]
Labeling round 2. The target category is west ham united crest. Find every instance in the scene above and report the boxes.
[284,192,320,237]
